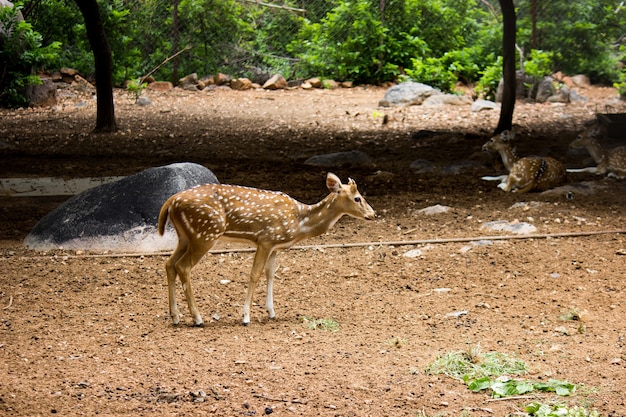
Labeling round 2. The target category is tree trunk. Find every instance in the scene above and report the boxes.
[74,0,118,133]
[496,0,516,134]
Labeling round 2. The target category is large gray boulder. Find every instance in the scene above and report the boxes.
[379,81,441,107]
[24,163,219,252]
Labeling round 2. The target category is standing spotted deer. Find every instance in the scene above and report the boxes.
[158,173,375,326]
[569,125,626,179]
[482,130,567,193]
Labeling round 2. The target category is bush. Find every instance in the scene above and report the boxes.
[0,5,61,108]
[474,56,503,100]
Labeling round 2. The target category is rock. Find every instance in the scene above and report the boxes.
[304,150,373,168]
[569,89,588,102]
[422,94,472,107]
[306,77,322,88]
[322,79,339,89]
[72,75,96,94]
[199,74,214,86]
[403,249,423,258]
[213,73,232,86]
[418,204,451,215]
[178,73,198,87]
[480,220,537,235]
[24,163,219,252]
[340,81,353,88]
[301,81,313,90]
[230,78,253,91]
[547,86,570,103]
[60,67,79,77]
[471,99,499,112]
[570,74,590,88]
[409,159,435,174]
[535,76,555,103]
[495,70,533,102]
[136,96,152,106]
[25,78,57,107]
[440,160,482,175]
[146,81,173,92]
[287,79,303,88]
[263,74,288,90]
[379,81,441,107]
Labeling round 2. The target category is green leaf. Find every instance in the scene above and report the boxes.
[467,377,491,392]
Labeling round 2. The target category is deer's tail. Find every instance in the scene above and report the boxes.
[157,196,174,236]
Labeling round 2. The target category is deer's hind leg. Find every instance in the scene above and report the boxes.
[174,239,215,326]
[264,251,278,319]
[165,237,188,325]
[243,245,273,326]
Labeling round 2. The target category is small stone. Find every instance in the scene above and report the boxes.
[263,74,288,90]
[214,73,232,86]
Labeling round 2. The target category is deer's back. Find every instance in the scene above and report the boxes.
[509,156,566,191]
[171,183,303,243]
[606,147,626,170]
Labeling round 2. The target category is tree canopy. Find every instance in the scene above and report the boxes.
[2,0,625,130]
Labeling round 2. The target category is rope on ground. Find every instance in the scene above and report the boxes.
[13,228,626,259]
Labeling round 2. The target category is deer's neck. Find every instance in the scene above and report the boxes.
[297,193,344,239]
[584,139,607,164]
[498,146,519,172]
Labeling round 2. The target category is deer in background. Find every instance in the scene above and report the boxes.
[482,130,567,193]
[158,173,375,326]
[568,125,626,179]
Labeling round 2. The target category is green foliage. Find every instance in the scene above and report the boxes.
[288,0,390,83]
[516,0,624,84]
[425,347,528,380]
[0,4,61,107]
[405,47,482,92]
[126,78,147,101]
[526,402,599,417]
[405,57,456,92]
[300,316,340,332]
[525,50,555,79]
[474,56,503,100]
[467,376,576,398]
[7,0,626,95]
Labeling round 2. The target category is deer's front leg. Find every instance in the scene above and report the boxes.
[242,246,271,326]
[264,251,278,319]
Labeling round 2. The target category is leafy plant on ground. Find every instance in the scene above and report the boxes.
[126,78,147,102]
[526,401,599,417]
[467,376,576,398]
[425,346,598,414]
[300,316,339,332]
[474,56,503,100]
[425,345,528,380]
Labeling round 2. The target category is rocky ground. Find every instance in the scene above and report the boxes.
[0,84,625,416]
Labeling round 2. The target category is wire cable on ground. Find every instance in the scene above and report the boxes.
[13,228,626,259]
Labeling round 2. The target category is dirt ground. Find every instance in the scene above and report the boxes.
[1,84,625,416]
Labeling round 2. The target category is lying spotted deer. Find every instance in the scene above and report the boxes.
[482,130,567,193]
[158,173,375,326]
[568,125,626,179]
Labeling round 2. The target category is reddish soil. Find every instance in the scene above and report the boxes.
[1,85,625,416]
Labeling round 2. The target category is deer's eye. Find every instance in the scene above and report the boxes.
[354,196,361,203]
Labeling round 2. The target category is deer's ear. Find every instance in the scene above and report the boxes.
[326,172,342,192]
